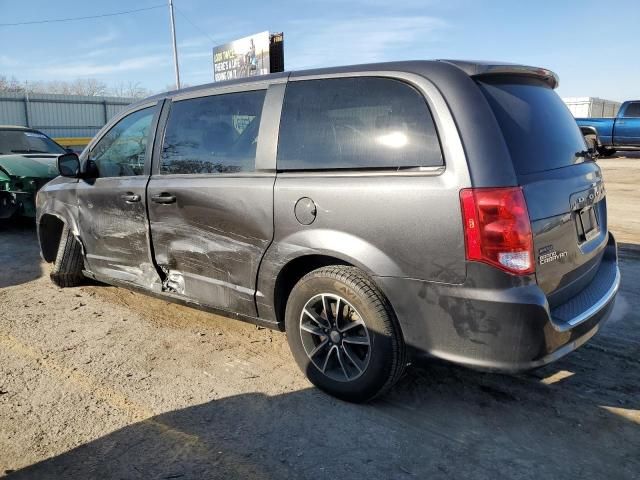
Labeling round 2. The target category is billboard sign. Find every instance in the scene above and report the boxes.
[213,31,284,82]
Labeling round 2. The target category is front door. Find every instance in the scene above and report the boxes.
[147,88,274,317]
[614,101,640,146]
[77,103,162,288]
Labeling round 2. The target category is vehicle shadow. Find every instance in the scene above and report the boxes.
[619,242,640,254]
[0,218,42,288]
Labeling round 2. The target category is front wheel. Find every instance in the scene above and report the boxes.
[50,225,84,288]
[285,266,406,402]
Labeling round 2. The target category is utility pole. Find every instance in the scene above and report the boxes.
[23,80,31,127]
[168,0,181,89]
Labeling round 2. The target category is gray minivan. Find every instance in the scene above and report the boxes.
[37,60,620,402]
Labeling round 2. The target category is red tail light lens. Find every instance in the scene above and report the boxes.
[460,187,535,275]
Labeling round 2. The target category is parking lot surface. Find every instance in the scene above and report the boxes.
[0,156,639,479]
[599,154,640,247]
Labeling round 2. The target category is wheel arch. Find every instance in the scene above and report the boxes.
[38,213,66,262]
[37,212,83,263]
[258,228,404,324]
[580,126,600,145]
[273,254,351,326]
[270,252,400,332]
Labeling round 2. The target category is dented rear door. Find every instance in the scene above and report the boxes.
[147,83,282,317]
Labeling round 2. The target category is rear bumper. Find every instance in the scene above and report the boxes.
[375,234,619,372]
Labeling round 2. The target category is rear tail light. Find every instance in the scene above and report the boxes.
[460,187,535,275]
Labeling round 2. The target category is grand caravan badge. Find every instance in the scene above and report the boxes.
[538,245,568,265]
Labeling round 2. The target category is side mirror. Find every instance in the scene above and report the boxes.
[57,152,80,178]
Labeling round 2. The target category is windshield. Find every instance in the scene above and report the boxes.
[0,129,66,155]
[478,77,587,175]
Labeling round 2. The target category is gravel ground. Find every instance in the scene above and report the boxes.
[0,156,639,479]
[600,152,640,247]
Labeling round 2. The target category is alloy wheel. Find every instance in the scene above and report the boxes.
[299,293,371,382]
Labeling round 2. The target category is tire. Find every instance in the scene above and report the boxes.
[598,146,616,158]
[285,266,406,402]
[50,225,84,288]
[584,134,598,152]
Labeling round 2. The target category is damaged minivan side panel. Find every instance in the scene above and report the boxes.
[146,81,285,317]
[256,71,471,323]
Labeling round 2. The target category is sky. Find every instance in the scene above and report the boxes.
[0,0,638,101]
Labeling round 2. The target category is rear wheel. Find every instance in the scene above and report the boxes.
[285,266,406,402]
[598,146,616,158]
[584,133,598,152]
[50,226,84,288]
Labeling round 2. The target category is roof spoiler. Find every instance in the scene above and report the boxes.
[438,60,560,89]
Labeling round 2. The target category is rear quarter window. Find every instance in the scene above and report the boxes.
[478,78,587,175]
[277,77,443,170]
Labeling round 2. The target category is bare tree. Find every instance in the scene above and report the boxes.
[110,81,152,99]
[31,80,68,95]
[1,75,155,98]
[69,78,108,96]
[0,74,23,92]
[2,77,108,96]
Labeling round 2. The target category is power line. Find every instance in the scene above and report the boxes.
[0,4,165,27]
[174,5,218,46]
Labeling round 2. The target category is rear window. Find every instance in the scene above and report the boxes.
[623,102,640,118]
[478,78,587,175]
[277,77,443,170]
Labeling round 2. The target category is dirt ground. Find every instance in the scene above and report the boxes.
[599,153,640,247]
[0,155,639,479]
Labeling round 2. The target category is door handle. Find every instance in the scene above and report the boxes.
[151,192,177,204]
[121,192,141,203]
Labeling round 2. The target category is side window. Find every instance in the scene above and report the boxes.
[623,102,640,118]
[277,77,443,170]
[160,89,266,175]
[91,107,155,178]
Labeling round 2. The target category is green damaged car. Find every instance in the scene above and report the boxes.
[0,126,66,219]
